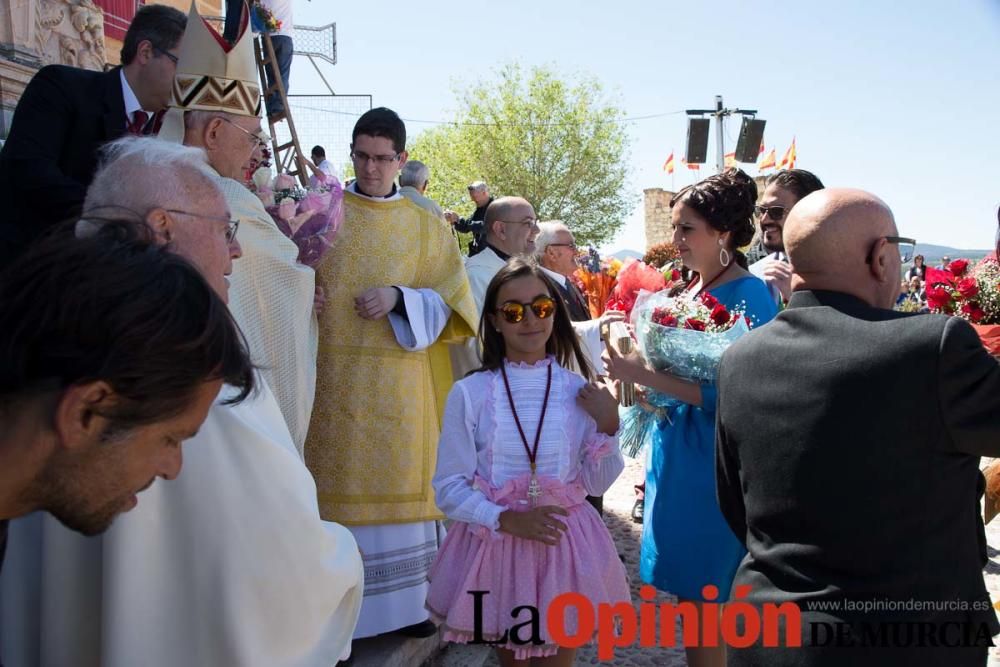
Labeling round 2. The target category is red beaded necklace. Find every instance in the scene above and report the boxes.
[499,361,553,507]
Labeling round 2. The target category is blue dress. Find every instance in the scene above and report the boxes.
[640,275,778,601]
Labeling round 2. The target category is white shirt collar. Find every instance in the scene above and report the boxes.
[538,264,567,287]
[119,69,151,120]
[346,181,403,202]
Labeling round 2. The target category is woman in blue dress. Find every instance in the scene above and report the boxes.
[605,168,777,667]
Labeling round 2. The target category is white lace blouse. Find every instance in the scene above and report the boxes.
[433,357,624,533]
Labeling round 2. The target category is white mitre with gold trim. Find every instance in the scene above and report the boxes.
[159,1,261,143]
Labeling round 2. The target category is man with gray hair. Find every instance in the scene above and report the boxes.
[533,221,623,375]
[399,159,444,219]
[445,180,493,255]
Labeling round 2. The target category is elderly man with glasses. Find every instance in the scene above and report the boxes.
[749,168,825,306]
[716,188,1000,666]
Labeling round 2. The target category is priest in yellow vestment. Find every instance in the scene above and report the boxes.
[306,107,477,639]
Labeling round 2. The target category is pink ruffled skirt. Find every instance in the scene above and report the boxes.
[426,474,631,659]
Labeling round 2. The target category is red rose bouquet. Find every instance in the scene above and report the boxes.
[926,258,1000,354]
[619,290,751,457]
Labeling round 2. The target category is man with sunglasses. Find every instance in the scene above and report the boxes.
[0,5,187,262]
[749,169,825,306]
[716,188,1000,665]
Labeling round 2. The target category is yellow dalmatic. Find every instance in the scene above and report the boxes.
[306,191,478,525]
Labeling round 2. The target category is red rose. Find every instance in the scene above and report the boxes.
[668,269,681,282]
[700,293,720,309]
[956,277,979,299]
[685,318,706,331]
[658,314,678,328]
[961,302,986,323]
[949,259,969,276]
[925,285,953,311]
[710,303,731,326]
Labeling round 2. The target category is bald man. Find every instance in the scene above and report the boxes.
[715,189,1000,666]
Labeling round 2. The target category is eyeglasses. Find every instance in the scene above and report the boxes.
[501,218,540,229]
[867,236,916,264]
[548,242,577,251]
[218,116,269,148]
[166,209,240,244]
[754,205,787,222]
[886,236,916,263]
[153,46,179,65]
[496,296,557,324]
[350,150,400,165]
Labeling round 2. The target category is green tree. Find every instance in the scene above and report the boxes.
[408,64,636,248]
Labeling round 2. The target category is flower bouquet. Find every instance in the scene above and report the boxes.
[572,249,620,318]
[619,290,750,457]
[605,259,668,320]
[251,167,344,268]
[925,258,1000,354]
[250,1,282,33]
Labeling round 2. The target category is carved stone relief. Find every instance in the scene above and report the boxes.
[35,0,106,69]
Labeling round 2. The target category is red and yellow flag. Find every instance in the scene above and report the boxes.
[759,148,777,171]
[663,151,675,174]
[779,137,796,170]
[724,152,736,168]
[681,158,700,171]
[759,140,765,156]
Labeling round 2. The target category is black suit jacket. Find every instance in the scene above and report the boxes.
[0,65,127,262]
[716,290,1000,666]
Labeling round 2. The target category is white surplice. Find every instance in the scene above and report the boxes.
[0,380,364,667]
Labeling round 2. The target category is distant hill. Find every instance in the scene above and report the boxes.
[610,249,643,261]
[914,243,991,262]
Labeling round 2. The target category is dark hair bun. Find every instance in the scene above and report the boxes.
[671,167,756,249]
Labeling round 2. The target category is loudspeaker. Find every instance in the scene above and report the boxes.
[685,118,710,164]
[735,118,766,163]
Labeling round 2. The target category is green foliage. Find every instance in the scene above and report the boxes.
[408,64,636,248]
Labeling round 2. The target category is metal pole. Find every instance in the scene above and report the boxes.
[715,95,725,173]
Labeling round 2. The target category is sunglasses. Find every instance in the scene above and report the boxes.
[754,205,787,222]
[497,296,557,324]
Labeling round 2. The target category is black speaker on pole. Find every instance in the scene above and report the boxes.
[735,118,766,163]
[685,118,710,164]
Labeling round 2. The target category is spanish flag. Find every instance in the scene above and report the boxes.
[759,148,777,171]
[724,152,736,168]
[680,158,700,171]
[759,140,766,156]
[779,138,796,170]
[663,151,675,174]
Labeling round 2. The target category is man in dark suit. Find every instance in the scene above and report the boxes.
[715,188,1000,665]
[0,4,186,262]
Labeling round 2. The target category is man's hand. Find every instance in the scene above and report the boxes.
[314,285,326,316]
[498,506,569,545]
[761,259,793,302]
[577,380,620,435]
[443,211,459,225]
[354,287,399,320]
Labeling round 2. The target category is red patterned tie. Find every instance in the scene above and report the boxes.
[127,110,149,136]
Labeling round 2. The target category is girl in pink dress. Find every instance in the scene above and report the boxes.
[427,259,630,666]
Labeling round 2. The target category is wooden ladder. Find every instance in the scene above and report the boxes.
[254,31,309,187]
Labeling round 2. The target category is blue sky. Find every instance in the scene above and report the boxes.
[289,0,999,253]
